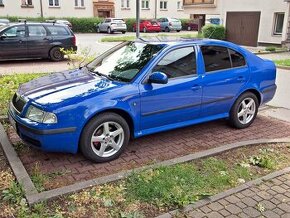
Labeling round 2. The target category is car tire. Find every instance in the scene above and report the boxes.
[229,92,259,129]
[122,31,126,34]
[107,27,112,34]
[96,27,100,33]
[165,27,170,32]
[80,113,130,163]
[177,30,181,32]
[49,47,64,62]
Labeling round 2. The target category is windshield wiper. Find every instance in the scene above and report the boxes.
[85,67,113,81]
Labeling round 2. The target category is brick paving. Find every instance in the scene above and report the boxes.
[186,173,290,218]
[7,115,290,190]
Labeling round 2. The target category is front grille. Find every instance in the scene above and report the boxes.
[12,93,26,113]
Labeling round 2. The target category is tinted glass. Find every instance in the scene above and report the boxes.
[152,47,196,79]
[28,25,46,37]
[47,26,69,36]
[201,46,231,72]
[3,25,26,37]
[87,42,165,82]
[229,49,246,68]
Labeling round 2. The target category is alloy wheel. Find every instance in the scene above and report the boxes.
[237,97,256,125]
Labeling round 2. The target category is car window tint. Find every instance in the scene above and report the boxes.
[229,49,246,68]
[47,26,69,36]
[153,47,196,79]
[3,25,25,37]
[201,46,231,72]
[28,25,47,37]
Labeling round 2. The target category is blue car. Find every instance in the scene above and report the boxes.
[8,38,276,162]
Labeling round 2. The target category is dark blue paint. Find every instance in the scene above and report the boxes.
[8,39,277,154]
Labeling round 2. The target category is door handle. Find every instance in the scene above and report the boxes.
[43,38,50,41]
[191,85,202,91]
[19,40,23,44]
[237,76,246,82]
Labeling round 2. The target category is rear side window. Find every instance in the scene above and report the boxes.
[201,46,231,72]
[28,25,47,37]
[229,49,246,68]
[47,26,70,36]
[153,47,196,79]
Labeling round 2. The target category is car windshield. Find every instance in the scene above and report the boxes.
[87,42,165,82]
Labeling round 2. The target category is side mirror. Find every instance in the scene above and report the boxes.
[149,72,168,84]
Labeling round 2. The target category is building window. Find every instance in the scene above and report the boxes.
[184,0,214,5]
[75,0,84,7]
[141,0,149,9]
[160,0,167,10]
[49,0,59,7]
[177,1,183,10]
[121,0,130,8]
[0,0,4,6]
[273,13,285,35]
[21,0,33,6]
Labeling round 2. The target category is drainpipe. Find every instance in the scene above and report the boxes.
[136,0,140,38]
[39,0,43,18]
[154,0,157,19]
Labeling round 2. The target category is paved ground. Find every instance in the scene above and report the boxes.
[186,173,290,218]
[7,115,290,190]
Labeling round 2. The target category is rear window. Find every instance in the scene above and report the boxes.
[47,26,70,36]
[113,19,124,23]
[229,49,246,68]
[201,46,231,72]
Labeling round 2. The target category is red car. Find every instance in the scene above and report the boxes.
[133,20,161,33]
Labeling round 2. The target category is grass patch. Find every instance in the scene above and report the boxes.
[0,74,46,116]
[101,33,199,42]
[274,59,290,67]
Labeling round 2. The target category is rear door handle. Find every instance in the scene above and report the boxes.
[191,85,202,91]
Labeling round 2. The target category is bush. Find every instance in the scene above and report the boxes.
[202,24,226,40]
[0,16,103,33]
[265,46,277,52]
[179,19,191,31]
[124,18,136,32]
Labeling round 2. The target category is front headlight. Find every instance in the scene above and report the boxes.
[26,106,57,124]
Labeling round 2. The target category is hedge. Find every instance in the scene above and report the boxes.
[1,16,103,33]
[202,24,226,40]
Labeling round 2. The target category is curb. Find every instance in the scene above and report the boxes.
[254,50,289,55]
[156,166,290,218]
[1,122,290,205]
[276,65,290,70]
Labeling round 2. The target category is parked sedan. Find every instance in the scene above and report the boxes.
[9,39,276,163]
[184,20,199,31]
[133,20,161,33]
[158,18,182,32]
[0,22,77,61]
[96,18,127,34]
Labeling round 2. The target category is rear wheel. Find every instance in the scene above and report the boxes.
[165,27,170,32]
[122,31,126,34]
[177,30,181,32]
[80,113,130,163]
[49,47,64,61]
[229,92,259,129]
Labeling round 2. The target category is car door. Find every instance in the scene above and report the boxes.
[200,45,250,117]
[139,46,202,131]
[158,18,165,31]
[0,25,27,59]
[101,19,110,32]
[26,24,51,57]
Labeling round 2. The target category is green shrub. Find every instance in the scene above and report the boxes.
[180,19,192,31]
[265,46,277,52]
[202,24,226,40]
[124,18,136,32]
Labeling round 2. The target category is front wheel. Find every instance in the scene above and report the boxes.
[80,113,130,163]
[107,27,113,34]
[121,31,126,34]
[229,92,259,129]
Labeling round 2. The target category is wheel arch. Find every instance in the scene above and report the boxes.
[240,88,262,105]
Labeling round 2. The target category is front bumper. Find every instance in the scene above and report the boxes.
[8,109,79,154]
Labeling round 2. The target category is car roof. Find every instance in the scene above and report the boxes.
[3,22,69,27]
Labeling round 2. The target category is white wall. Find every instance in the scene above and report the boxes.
[184,0,289,44]
[115,0,189,19]
[0,0,93,18]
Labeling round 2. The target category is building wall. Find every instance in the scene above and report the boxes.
[0,0,93,18]
[115,0,189,19]
[184,0,288,44]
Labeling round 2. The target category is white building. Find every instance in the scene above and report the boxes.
[0,0,93,18]
[115,0,189,19]
[183,0,290,47]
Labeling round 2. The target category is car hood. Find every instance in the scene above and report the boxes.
[18,68,123,105]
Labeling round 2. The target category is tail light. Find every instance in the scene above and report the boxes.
[169,22,172,26]
[72,35,76,46]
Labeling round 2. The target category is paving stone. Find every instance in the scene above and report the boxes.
[271,197,281,205]
[262,210,281,218]
[267,189,277,196]
[207,202,224,211]
[241,197,257,207]
[272,178,283,185]
[199,205,212,214]
[243,207,262,217]
[240,189,256,197]
[226,215,239,218]
[207,211,224,218]
[275,194,290,203]
[278,203,290,213]
[219,209,231,216]
[219,199,230,206]
[257,191,272,200]
[235,192,245,199]
[238,212,250,218]
[225,204,242,215]
[281,213,290,218]
[260,200,277,210]
[225,195,241,204]
[187,210,205,218]
[273,207,285,215]
[271,185,286,194]
[252,195,263,202]
[235,201,247,209]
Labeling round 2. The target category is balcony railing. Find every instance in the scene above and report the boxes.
[184,0,215,5]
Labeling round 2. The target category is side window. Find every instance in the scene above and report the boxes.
[152,47,196,79]
[229,49,246,68]
[3,26,26,38]
[47,26,69,36]
[201,46,231,73]
[105,19,111,23]
[28,25,47,37]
